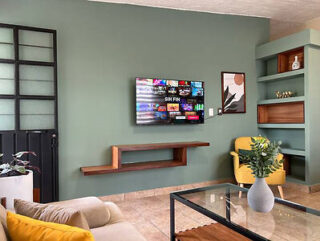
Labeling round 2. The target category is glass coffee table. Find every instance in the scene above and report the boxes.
[170,183,320,241]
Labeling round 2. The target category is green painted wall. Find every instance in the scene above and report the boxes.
[0,0,269,200]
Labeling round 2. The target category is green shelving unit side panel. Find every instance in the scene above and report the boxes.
[281,148,306,156]
[258,96,305,105]
[305,45,320,184]
[256,29,320,60]
[309,29,320,47]
[257,69,304,83]
[258,124,305,129]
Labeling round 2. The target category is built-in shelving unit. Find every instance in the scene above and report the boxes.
[256,29,320,185]
[81,141,210,176]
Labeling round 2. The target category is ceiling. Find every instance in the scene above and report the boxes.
[90,0,320,23]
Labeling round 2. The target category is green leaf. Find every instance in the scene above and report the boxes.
[14,165,26,174]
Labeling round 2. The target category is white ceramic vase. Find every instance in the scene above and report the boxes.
[292,56,300,70]
[247,177,274,213]
[0,171,33,211]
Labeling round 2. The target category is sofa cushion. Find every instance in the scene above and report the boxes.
[7,212,94,241]
[91,222,146,241]
[0,204,9,239]
[14,199,90,230]
[0,222,8,241]
[51,197,110,229]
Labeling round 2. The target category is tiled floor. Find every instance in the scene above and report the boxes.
[112,185,320,241]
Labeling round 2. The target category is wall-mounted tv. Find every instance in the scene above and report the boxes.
[136,78,204,125]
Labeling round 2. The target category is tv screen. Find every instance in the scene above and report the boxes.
[136,78,204,125]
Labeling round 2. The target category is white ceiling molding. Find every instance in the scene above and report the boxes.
[89,0,320,23]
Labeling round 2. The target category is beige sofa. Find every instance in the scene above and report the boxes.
[0,197,146,241]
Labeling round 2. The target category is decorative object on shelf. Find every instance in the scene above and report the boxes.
[292,56,301,70]
[221,72,246,113]
[239,137,284,212]
[275,90,295,98]
[0,151,39,210]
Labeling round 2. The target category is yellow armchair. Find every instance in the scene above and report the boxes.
[230,137,286,199]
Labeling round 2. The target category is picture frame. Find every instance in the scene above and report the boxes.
[221,72,246,114]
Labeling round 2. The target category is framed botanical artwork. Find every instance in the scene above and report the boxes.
[221,72,246,113]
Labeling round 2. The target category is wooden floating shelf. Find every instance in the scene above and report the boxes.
[258,96,305,105]
[257,69,304,83]
[282,148,306,156]
[81,141,210,176]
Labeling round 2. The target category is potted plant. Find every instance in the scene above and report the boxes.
[239,137,283,213]
[0,151,39,210]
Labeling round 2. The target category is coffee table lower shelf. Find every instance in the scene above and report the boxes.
[175,223,251,241]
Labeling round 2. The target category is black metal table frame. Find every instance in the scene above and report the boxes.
[170,183,320,241]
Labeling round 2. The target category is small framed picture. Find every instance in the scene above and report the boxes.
[221,72,246,114]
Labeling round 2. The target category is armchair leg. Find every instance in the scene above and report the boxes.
[278,185,284,199]
[239,183,244,198]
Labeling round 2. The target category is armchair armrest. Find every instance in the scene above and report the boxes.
[230,151,240,171]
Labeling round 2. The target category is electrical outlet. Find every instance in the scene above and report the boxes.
[209,108,214,117]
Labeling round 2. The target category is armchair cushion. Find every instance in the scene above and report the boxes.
[236,164,285,185]
[235,137,255,152]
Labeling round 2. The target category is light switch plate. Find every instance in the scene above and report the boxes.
[209,108,214,117]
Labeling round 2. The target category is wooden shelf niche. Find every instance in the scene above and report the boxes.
[258,101,304,124]
[81,141,210,176]
[278,47,304,73]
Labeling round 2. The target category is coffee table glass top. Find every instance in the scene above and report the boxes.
[172,183,320,241]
